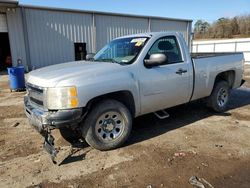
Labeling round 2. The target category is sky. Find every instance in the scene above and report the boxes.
[19,0,250,23]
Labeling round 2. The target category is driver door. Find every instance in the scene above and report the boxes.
[139,36,192,114]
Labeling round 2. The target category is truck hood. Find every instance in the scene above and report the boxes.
[27,61,124,87]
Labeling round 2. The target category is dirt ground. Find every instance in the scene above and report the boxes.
[0,69,250,188]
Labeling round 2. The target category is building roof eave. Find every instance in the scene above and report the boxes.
[0,0,18,8]
[18,4,193,23]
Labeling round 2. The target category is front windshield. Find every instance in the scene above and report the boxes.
[94,37,149,65]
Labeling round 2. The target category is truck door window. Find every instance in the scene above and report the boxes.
[146,36,183,64]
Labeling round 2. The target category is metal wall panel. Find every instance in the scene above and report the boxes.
[0,13,7,32]
[150,18,189,43]
[24,8,94,68]
[20,7,191,69]
[0,7,7,12]
[95,14,149,51]
[6,8,28,68]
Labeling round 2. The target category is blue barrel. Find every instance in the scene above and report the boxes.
[7,66,25,91]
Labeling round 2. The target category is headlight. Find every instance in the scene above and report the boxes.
[46,86,78,109]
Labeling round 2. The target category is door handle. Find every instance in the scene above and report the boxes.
[176,68,187,75]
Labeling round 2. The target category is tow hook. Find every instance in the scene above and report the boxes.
[43,130,58,164]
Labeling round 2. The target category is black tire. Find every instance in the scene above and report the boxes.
[81,99,132,151]
[59,127,82,144]
[207,80,230,112]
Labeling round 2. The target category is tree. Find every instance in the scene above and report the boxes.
[194,20,210,39]
[194,14,250,39]
[194,20,203,33]
[231,17,239,35]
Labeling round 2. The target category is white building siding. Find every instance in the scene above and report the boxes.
[0,13,7,32]
[150,19,189,44]
[24,8,94,68]
[95,14,149,51]
[4,6,191,70]
[6,8,28,68]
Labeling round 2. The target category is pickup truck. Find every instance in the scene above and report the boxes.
[24,32,245,162]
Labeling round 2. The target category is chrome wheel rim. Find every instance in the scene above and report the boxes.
[95,111,125,142]
[217,87,228,107]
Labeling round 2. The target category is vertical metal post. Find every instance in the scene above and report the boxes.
[190,32,194,53]
[148,17,151,32]
[186,21,192,51]
[92,12,96,53]
[235,42,237,52]
[20,7,31,71]
[187,22,189,49]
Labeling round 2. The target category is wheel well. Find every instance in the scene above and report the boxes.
[86,91,136,117]
[215,70,235,88]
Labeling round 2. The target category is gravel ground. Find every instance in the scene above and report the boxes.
[0,71,250,188]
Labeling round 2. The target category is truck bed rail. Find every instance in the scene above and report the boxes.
[191,52,243,59]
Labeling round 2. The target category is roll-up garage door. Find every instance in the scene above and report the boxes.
[0,14,8,32]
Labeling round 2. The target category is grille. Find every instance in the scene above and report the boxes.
[27,84,44,107]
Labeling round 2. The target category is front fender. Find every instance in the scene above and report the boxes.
[77,71,140,116]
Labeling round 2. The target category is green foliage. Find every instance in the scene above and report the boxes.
[194,15,250,39]
[194,20,210,34]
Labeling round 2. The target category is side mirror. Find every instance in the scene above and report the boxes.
[86,53,95,61]
[144,53,167,68]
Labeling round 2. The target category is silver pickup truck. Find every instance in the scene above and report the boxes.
[24,32,245,162]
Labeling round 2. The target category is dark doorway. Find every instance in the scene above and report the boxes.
[74,42,87,61]
[0,33,11,70]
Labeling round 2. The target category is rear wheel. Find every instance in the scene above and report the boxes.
[207,80,230,112]
[81,99,132,151]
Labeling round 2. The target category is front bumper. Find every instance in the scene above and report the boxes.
[24,96,83,163]
[24,96,82,131]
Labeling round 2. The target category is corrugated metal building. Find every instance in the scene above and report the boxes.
[0,0,192,71]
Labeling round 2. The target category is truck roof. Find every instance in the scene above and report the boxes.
[116,32,179,39]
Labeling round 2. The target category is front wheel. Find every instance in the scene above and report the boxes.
[81,99,132,151]
[207,80,230,112]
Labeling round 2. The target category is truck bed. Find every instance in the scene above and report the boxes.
[191,52,243,59]
[190,52,244,101]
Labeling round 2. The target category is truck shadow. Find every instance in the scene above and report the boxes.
[59,147,91,166]
[60,87,250,165]
[126,87,250,147]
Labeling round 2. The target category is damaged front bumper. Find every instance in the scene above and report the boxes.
[24,96,82,163]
